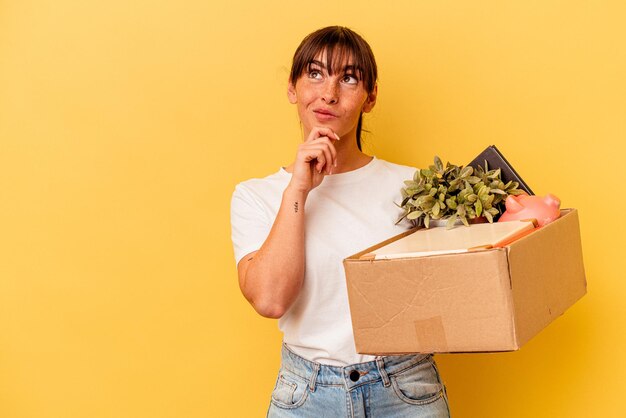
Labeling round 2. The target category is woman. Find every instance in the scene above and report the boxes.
[231,26,451,417]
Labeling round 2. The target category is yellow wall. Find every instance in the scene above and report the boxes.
[1,1,624,417]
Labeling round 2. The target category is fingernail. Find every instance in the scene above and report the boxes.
[334,160,337,167]
[335,133,340,140]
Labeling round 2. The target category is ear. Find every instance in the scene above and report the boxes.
[362,83,378,113]
[287,82,297,104]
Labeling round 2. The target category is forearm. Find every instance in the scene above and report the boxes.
[241,186,307,318]
[238,126,338,318]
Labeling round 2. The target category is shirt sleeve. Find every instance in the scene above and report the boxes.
[230,184,272,266]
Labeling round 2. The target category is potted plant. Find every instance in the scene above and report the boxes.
[397,156,524,229]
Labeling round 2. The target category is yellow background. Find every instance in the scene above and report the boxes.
[1,1,624,417]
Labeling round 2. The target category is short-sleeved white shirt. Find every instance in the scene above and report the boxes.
[230,157,416,366]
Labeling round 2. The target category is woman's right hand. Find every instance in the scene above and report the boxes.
[289,127,339,193]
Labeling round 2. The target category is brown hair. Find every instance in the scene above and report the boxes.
[289,26,378,150]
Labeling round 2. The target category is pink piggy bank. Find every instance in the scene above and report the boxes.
[498,194,561,227]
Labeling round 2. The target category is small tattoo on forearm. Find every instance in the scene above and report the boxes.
[294,201,299,213]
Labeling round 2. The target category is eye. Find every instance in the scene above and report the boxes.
[341,74,359,85]
[308,69,323,80]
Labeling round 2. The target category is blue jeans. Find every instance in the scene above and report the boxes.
[267,344,451,417]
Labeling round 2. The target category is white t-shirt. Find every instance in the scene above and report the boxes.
[230,157,416,366]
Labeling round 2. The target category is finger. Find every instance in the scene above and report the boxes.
[326,139,338,168]
[303,142,335,174]
[300,147,327,174]
[313,152,327,174]
[322,145,333,174]
[305,126,341,144]
[306,137,337,170]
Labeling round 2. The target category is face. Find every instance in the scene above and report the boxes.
[287,51,377,139]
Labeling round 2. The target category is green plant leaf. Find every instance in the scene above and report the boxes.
[446,214,458,229]
[507,181,520,190]
[432,201,440,216]
[415,195,432,206]
[434,156,444,172]
[424,214,430,228]
[421,168,433,178]
[407,210,423,220]
[475,199,483,217]
[459,166,473,178]
[485,211,493,223]
[488,168,501,179]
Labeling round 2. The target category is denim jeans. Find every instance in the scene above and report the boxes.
[267,344,451,418]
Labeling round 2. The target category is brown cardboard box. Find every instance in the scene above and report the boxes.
[343,209,587,354]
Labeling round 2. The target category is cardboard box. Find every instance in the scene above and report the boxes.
[343,209,587,354]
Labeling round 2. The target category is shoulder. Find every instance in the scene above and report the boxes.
[233,169,289,197]
[373,158,417,179]
[231,168,291,214]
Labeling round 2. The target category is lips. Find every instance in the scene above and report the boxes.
[313,108,338,121]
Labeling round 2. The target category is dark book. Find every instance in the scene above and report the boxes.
[467,145,534,195]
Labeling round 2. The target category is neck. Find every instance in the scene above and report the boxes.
[331,135,372,174]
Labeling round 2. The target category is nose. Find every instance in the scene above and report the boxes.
[321,80,339,104]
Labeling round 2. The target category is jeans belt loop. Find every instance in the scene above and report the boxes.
[309,362,320,392]
[376,357,391,388]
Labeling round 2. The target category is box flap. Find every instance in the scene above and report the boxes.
[345,227,420,260]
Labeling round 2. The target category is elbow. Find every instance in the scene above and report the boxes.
[240,276,297,319]
[241,283,290,318]
[252,299,288,319]
[239,268,300,319]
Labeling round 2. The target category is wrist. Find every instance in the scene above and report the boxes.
[284,183,310,199]
[283,185,309,214]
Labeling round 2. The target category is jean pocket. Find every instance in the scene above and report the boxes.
[270,369,309,409]
[390,356,444,406]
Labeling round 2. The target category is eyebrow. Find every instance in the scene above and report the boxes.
[308,60,360,74]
